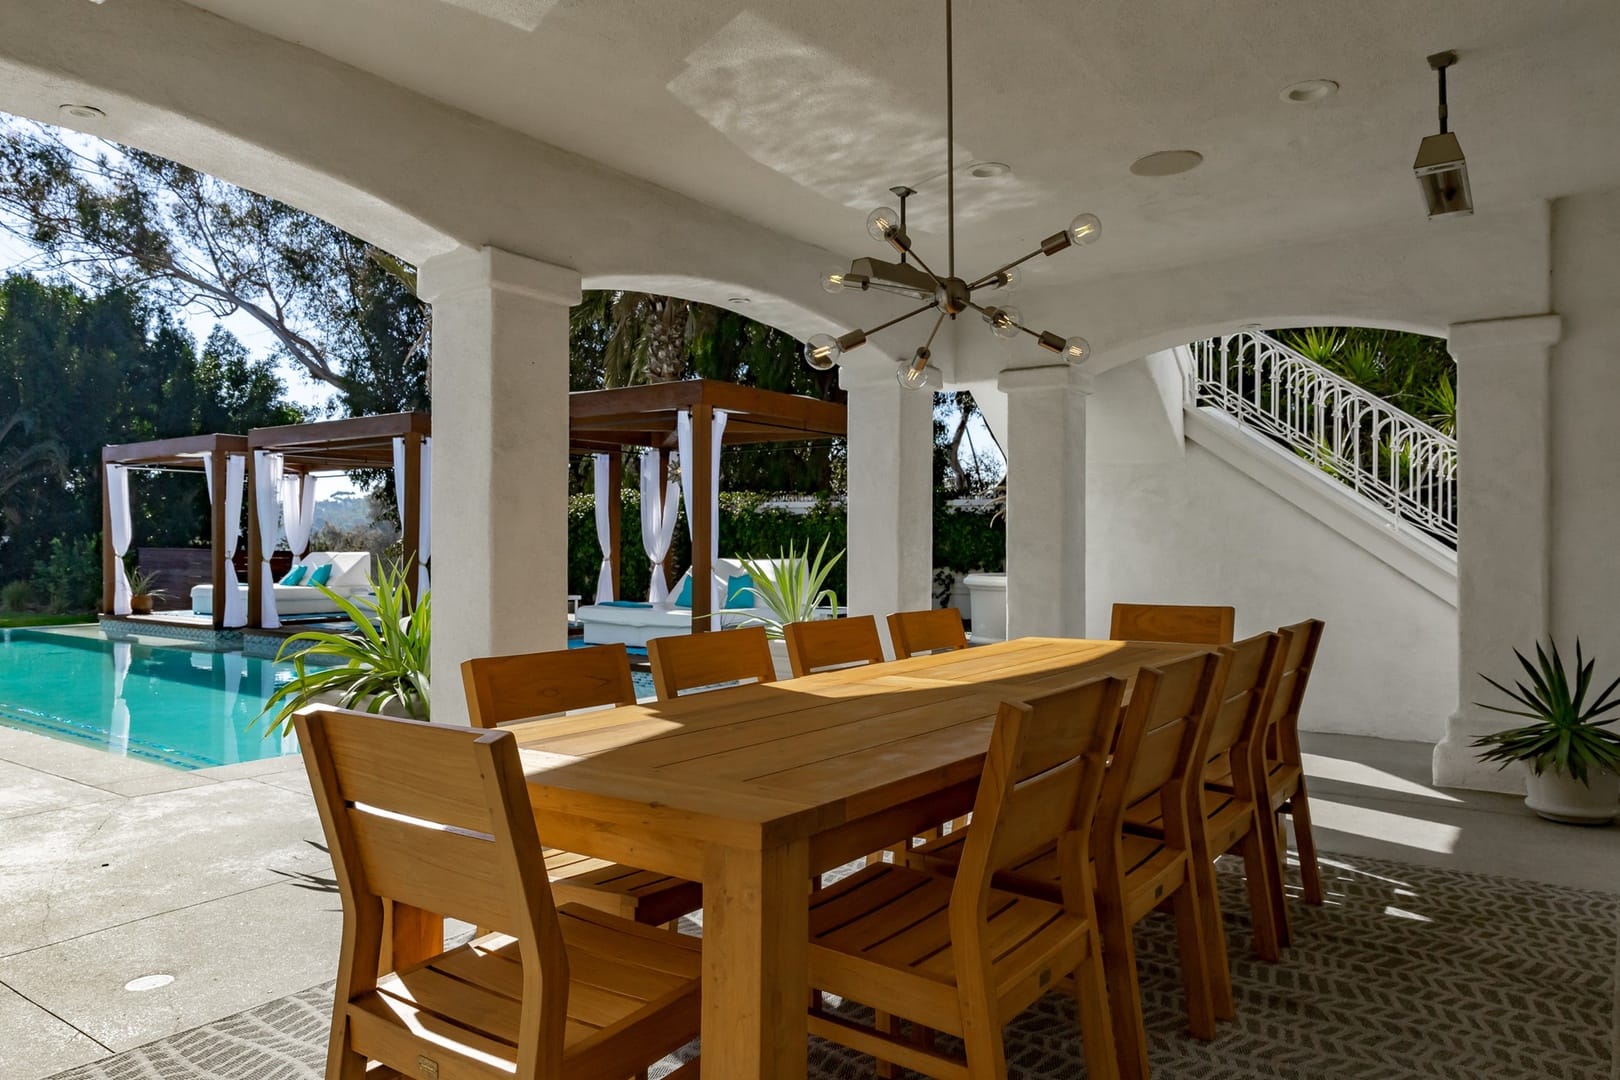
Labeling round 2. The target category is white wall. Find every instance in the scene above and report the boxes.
[1085,360,1458,742]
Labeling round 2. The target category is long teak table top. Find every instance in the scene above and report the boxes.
[510,637,1206,850]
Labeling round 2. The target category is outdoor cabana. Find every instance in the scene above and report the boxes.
[570,379,846,633]
[245,412,430,629]
[100,433,251,634]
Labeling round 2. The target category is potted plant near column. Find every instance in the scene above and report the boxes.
[720,538,843,680]
[1471,639,1620,825]
[257,561,430,736]
[126,567,167,615]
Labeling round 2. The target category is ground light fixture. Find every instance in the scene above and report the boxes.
[806,0,1101,389]
[1414,50,1473,219]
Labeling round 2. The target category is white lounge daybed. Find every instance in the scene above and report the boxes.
[576,558,786,648]
[192,551,373,617]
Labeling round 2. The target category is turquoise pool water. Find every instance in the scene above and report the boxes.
[0,630,299,770]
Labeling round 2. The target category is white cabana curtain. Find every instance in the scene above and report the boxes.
[639,451,681,606]
[592,454,614,603]
[675,410,729,611]
[279,471,316,565]
[392,437,432,593]
[203,453,249,627]
[107,465,133,614]
[253,451,284,629]
[109,641,131,754]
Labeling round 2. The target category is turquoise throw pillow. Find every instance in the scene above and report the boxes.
[278,566,306,586]
[306,563,334,587]
[726,573,754,607]
[673,574,693,609]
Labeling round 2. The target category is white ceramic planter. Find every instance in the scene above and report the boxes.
[1522,766,1619,825]
[962,572,1007,643]
[768,638,796,682]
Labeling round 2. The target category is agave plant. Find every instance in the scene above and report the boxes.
[714,537,843,638]
[125,566,168,600]
[258,560,429,737]
[1471,640,1620,784]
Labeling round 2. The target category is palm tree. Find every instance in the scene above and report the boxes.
[571,291,719,386]
[0,410,66,528]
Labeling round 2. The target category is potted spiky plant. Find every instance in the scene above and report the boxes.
[1471,639,1620,824]
[717,538,843,680]
[126,567,168,615]
[257,561,429,737]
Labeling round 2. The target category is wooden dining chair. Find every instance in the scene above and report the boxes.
[1122,632,1286,1018]
[647,625,776,700]
[1206,619,1327,943]
[1110,602,1236,645]
[460,645,702,927]
[910,650,1228,1080]
[783,614,886,677]
[295,706,701,1080]
[807,677,1126,1080]
[886,607,969,659]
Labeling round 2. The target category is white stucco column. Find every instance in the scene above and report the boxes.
[418,246,581,726]
[998,364,1090,638]
[839,363,935,629]
[1432,314,1560,792]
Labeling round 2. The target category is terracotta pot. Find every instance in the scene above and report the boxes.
[1523,765,1619,825]
[130,595,154,615]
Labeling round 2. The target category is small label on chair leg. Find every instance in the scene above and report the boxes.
[416,1056,440,1079]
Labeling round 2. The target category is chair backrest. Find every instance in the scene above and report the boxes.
[1110,603,1236,645]
[783,615,886,677]
[461,643,637,728]
[647,626,776,699]
[887,608,969,659]
[1263,619,1326,767]
[1095,650,1227,856]
[1198,631,1282,764]
[952,676,1125,920]
[296,707,566,1069]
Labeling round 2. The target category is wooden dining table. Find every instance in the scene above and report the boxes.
[487,636,1207,1078]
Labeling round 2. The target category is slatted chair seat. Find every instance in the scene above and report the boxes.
[541,850,704,928]
[462,643,702,927]
[352,905,702,1080]
[1204,756,1305,812]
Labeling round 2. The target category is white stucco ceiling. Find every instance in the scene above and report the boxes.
[171,0,1620,289]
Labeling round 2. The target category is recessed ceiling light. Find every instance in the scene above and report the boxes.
[59,104,106,120]
[967,161,1012,179]
[727,296,751,305]
[1280,79,1339,104]
[124,974,173,992]
[1130,150,1203,177]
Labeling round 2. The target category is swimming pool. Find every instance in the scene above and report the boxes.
[0,629,299,770]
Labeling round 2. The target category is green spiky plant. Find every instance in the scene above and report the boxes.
[257,561,429,737]
[125,566,168,601]
[1471,640,1620,784]
[712,537,843,638]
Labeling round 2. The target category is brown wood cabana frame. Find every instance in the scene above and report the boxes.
[246,412,430,627]
[100,433,249,631]
[570,380,846,633]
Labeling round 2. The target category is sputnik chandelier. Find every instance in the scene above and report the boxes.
[804,0,1102,388]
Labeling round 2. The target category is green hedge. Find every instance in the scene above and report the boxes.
[567,493,1004,602]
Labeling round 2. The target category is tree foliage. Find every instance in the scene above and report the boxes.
[0,119,428,413]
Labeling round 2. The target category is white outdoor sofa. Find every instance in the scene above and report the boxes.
[191,551,373,617]
[576,558,785,648]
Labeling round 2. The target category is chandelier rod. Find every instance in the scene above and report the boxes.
[945,0,955,281]
[866,299,940,338]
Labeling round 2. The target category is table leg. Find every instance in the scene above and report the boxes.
[702,838,810,1078]
[381,900,442,972]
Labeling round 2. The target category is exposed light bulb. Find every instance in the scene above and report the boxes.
[1068,213,1102,246]
[866,206,901,242]
[983,305,1023,340]
[804,334,840,371]
[898,352,931,390]
[1062,336,1091,363]
[821,268,847,294]
[986,266,1022,292]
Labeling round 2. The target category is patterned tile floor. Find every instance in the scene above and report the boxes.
[43,852,1620,1080]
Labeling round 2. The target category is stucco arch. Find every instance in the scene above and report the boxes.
[0,0,858,343]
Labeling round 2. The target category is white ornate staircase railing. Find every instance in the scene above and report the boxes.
[1186,331,1458,547]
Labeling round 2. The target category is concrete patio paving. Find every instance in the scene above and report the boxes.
[0,722,1614,1080]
